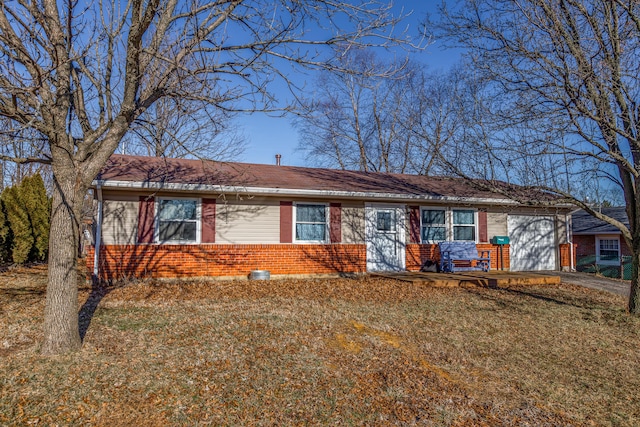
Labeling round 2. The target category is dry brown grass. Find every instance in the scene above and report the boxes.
[1,265,639,426]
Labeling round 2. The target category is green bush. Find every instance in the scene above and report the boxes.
[20,174,50,261]
[2,185,32,264]
[0,197,10,262]
[0,173,50,264]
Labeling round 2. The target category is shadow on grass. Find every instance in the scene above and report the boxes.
[502,286,580,307]
[0,287,47,297]
[78,278,116,341]
[461,284,613,312]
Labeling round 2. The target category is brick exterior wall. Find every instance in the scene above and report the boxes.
[622,240,632,257]
[88,241,570,281]
[406,243,510,271]
[559,243,578,269]
[573,235,595,258]
[573,235,631,258]
[87,244,367,281]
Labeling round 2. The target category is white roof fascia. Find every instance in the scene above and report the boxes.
[93,179,565,207]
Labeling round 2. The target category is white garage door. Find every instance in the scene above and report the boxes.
[507,215,556,271]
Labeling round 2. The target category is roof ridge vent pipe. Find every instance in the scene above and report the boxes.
[275,154,281,166]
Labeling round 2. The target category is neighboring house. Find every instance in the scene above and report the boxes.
[572,208,630,278]
[87,154,575,280]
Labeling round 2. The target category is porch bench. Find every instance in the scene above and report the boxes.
[439,241,490,273]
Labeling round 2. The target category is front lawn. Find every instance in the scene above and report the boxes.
[1,266,639,425]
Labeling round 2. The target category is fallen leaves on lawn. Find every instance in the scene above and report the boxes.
[1,268,638,426]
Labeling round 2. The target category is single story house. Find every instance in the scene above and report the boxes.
[572,208,630,278]
[87,154,575,280]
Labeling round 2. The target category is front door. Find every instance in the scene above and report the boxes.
[365,204,406,272]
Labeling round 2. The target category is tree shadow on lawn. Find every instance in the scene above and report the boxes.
[0,286,47,297]
[78,278,117,341]
[460,283,619,313]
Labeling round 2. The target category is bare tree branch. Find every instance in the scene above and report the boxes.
[432,0,640,313]
[0,0,415,354]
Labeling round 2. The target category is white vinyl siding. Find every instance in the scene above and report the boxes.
[101,197,139,245]
[486,212,508,239]
[216,198,280,243]
[342,203,365,244]
[556,214,569,244]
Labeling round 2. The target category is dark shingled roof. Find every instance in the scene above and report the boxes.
[572,208,628,234]
[95,154,556,203]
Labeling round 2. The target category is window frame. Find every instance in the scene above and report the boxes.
[420,207,478,243]
[155,197,202,244]
[451,209,478,242]
[293,202,329,243]
[375,208,397,234]
[596,235,621,265]
[420,207,448,243]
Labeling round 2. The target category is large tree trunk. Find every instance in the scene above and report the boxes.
[629,250,640,314]
[41,169,85,354]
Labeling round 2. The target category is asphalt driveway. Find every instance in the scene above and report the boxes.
[541,271,631,297]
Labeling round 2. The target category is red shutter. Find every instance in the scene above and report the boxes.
[330,203,342,243]
[201,198,216,243]
[137,196,155,244]
[478,210,488,243]
[409,206,421,243]
[280,201,293,243]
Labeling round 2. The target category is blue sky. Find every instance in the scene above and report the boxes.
[237,2,460,167]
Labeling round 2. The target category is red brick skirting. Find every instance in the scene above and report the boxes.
[559,243,578,268]
[88,241,571,281]
[87,244,367,281]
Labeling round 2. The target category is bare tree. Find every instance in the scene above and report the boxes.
[0,120,51,190]
[405,66,486,176]
[0,0,412,354]
[123,97,246,160]
[432,0,640,313]
[295,49,408,172]
[295,50,456,174]
[295,51,481,176]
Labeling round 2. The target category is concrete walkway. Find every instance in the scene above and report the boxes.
[539,271,631,297]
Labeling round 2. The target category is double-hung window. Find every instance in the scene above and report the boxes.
[421,208,477,242]
[295,203,328,242]
[157,198,200,243]
[597,237,620,265]
[421,209,447,243]
[452,209,476,241]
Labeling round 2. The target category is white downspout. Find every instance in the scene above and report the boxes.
[93,183,103,279]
